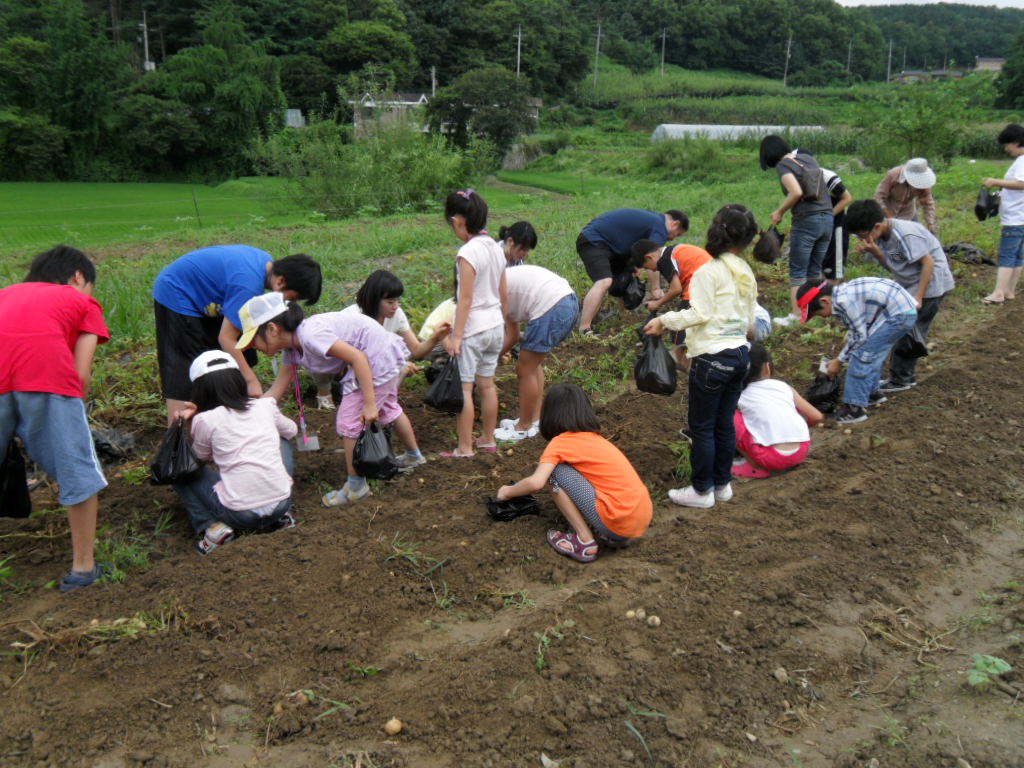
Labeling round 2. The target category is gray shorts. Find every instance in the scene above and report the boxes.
[0,392,107,506]
[457,325,503,383]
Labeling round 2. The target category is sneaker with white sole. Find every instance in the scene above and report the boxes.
[322,481,370,507]
[196,524,234,555]
[714,483,733,502]
[868,390,888,407]
[772,314,799,328]
[667,486,715,508]
[494,424,539,442]
[315,394,335,410]
[877,378,916,393]
[833,404,868,424]
[394,453,427,471]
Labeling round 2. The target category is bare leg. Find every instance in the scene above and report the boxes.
[391,412,418,452]
[165,398,189,426]
[515,351,546,429]
[67,495,98,572]
[476,375,498,445]
[343,436,357,476]
[549,486,596,544]
[788,285,800,318]
[985,267,1014,302]
[456,381,475,454]
[1007,266,1023,299]
[579,278,612,331]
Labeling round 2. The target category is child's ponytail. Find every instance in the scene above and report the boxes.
[444,189,489,235]
[705,204,758,258]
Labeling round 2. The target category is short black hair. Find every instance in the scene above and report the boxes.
[272,253,322,305]
[665,210,689,232]
[190,367,251,413]
[25,245,96,285]
[256,302,304,340]
[356,270,404,319]
[444,189,488,234]
[630,238,662,268]
[498,221,538,250]
[795,280,833,317]
[705,204,758,257]
[744,341,772,388]
[997,123,1024,146]
[539,383,601,440]
[759,134,791,170]
[845,199,885,235]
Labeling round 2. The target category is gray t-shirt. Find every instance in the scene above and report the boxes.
[878,219,955,299]
[776,151,832,220]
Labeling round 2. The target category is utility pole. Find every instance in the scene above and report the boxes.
[886,38,893,82]
[782,32,793,86]
[660,28,667,75]
[902,47,907,71]
[431,66,436,96]
[846,38,853,72]
[140,10,155,71]
[593,21,602,89]
[515,25,522,78]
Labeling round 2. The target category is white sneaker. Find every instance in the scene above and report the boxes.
[772,314,799,328]
[714,483,733,502]
[315,394,335,410]
[494,423,539,442]
[667,486,715,508]
[499,418,538,431]
[322,481,370,507]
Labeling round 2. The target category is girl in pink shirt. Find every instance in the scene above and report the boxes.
[175,351,298,555]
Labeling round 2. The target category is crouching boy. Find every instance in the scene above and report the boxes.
[0,246,109,591]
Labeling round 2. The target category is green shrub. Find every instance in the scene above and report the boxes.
[646,137,725,182]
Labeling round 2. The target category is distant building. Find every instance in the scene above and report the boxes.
[348,92,430,137]
[284,109,305,128]
[975,57,1005,73]
[893,69,964,84]
[651,124,823,142]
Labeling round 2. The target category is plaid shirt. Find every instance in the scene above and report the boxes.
[832,278,917,362]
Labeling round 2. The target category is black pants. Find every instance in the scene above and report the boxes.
[889,294,943,384]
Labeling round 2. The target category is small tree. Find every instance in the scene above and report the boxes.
[997,28,1024,109]
[426,67,533,154]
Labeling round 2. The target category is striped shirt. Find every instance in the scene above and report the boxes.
[832,278,917,362]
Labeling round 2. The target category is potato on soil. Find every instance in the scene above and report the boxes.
[384,717,403,735]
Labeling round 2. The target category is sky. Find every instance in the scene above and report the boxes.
[836,0,1024,7]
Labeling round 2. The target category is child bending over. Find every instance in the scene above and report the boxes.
[495,383,651,563]
[174,351,298,554]
[732,343,823,479]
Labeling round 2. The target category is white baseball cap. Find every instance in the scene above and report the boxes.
[189,350,240,382]
[236,292,290,349]
[901,158,936,190]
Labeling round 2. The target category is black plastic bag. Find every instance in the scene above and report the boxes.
[486,494,540,522]
[608,267,633,298]
[893,324,928,359]
[975,186,1000,222]
[805,374,840,414]
[753,226,785,265]
[424,355,464,413]
[622,274,646,310]
[0,439,31,518]
[634,320,677,396]
[353,422,399,480]
[149,417,201,485]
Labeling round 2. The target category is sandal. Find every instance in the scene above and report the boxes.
[731,460,772,479]
[474,441,498,453]
[440,450,474,458]
[59,562,110,593]
[546,529,597,563]
[982,297,1005,306]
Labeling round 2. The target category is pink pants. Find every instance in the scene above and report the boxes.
[337,376,403,439]
[733,411,809,472]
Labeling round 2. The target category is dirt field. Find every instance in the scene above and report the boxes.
[1,274,1022,768]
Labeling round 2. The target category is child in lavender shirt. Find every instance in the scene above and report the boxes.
[237,293,426,506]
[174,350,298,555]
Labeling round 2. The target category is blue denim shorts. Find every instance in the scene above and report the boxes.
[0,392,107,505]
[521,294,579,354]
[998,225,1024,268]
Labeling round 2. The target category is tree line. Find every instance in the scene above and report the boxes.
[1,0,1022,182]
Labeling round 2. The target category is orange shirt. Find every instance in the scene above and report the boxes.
[540,431,652,538]
[663,244,712,301]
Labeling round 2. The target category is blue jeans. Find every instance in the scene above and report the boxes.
[174,439,295,534]
[843,313,917,407]
[687,346,750,494]
[997,225,1024,268]
[788,212,834,286]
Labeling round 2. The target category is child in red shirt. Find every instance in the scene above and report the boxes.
[0,246,110,592]
[495,383,652,562]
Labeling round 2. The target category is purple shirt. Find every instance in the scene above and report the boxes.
[282,311,409,394]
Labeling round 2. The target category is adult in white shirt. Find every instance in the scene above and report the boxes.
[982,123,1024,305]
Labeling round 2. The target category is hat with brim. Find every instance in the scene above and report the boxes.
[796,281,828,324]
[236,292,290,349]
[901,158,936,190]
[189,350,240,382]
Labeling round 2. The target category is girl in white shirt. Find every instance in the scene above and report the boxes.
[982,123,1024,304]
[732,343,823,479]
[174,351,298,555]
[442,189,508,457]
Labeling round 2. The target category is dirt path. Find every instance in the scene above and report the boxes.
[1,287,1022,768]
